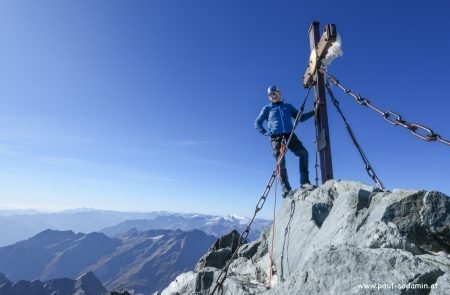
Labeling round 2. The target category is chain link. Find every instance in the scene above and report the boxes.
[436,135,450,145]
[322,69,450,146]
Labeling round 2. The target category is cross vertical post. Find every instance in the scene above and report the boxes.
[305,21,334,183]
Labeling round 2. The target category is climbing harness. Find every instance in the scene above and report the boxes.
[321,69,450,147]
[209,87,313,295]
[325,80,385,190]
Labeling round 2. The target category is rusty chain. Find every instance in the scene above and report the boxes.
[321,69,450,146]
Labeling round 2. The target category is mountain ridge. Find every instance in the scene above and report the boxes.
[0,271,107,295]
[0,228,217,294]
[0,210,270,246]
[100,214,270,241]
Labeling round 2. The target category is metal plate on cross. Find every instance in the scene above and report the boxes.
[308,49,318,76]
[317,129,327,151]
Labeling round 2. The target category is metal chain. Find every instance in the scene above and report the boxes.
[314,139,319,187]
[313,99,320,187]
[210,87,312,295]
[321,69,450,146]
[325,81,385,190]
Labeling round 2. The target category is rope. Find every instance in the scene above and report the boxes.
[269,141,285,287]
[268,169,277,287]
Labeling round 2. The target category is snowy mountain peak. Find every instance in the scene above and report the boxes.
[225,214,247,221]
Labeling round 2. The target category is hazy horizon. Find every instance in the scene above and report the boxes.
[1,0,449,218]
[0,205,265,219]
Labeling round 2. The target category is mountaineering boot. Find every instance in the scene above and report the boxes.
[301,182,315,190]
[282,185,292,199]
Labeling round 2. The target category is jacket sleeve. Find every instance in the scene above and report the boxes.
[300,110,315,122]
[254,106,269,135]
[288,104,315,122]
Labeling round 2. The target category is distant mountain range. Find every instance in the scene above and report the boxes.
[101,213,271,241]
[0,209,271,246]
[0,271,107,295]
[0,228,216,294]
[0,209,162,246]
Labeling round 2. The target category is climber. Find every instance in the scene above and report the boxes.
[255,85,315,198]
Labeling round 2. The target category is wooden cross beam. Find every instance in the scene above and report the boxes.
[303,21,336,184]
[303,23,337,87]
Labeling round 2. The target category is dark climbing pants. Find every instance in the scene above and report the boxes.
[271,133,310,192]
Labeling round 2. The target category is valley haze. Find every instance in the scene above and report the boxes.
[0,208,271,246]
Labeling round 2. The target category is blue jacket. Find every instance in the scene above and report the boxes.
[254,101,314,136]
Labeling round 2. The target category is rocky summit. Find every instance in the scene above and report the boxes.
[159,180,450,295]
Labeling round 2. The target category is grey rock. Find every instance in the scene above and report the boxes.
[210,230,240,251]
[238,240,261,260]
[430,272,450,295]
[195,270,217,293]
[417,253,450,273]
[381,190,450,252]
[159,180,450,295]
[264,246,443,295]
[195,230,240,271]
[195,248,232,271]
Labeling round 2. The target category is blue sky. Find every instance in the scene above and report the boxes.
[0,0,449,218]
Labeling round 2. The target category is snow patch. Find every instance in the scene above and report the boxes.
[322,34,343,69]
